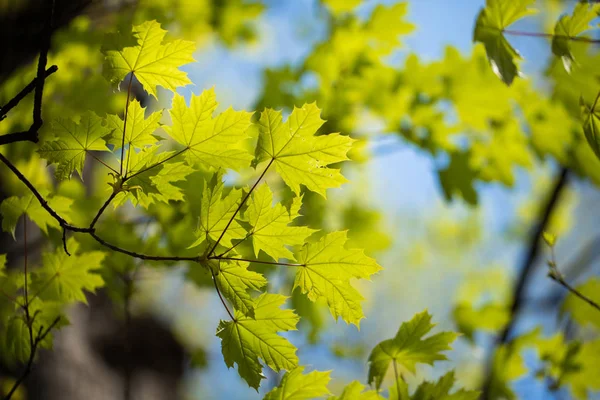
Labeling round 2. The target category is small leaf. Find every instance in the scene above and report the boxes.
[103,20,196,98]
[473,0,537,85]
[542,231,557,247]
[552,3,600,73]
[0,193,73,238]
[244,183,317,261]
[255,104,354,198]
[581,95,600,161]
[293,231,381,326]
[214,259,267,317]
[38,111,112,180]
[187,170,246,249]
[166,89,254,171]
[367,310,458,390]
[217,293,299,389]
[30,238,105,304]
[263,366,331,400]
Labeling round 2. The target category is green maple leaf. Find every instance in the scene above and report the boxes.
[0,193,73,238]
[38,111,113,180]
[214,259,267,317]
[552,3,600,73]
[106,99,162,149]
[255,104,354,197]
[561,277,600,329]
[263,366,331,400]
[166,89,254,171]
[438,151,479,205]
[244,184,317,261]
[187,170,246,249]
[2,298,66,363]
[581,95,600,161]
[390,371,479,400]
[293,231,381,326]
[367,310,458,390]
[365,2,415,55]
[322,0,362,15]
[114,146,194,208]
[473,0,537,85]
[217,293,299,389]
[329,381,383,400]
[103,20,196,98]
[30,237,105,304]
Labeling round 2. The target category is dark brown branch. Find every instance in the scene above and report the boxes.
[0,65,58,123]
[480,167,569,399]
[208,158,275,257]
[89,191,118,229]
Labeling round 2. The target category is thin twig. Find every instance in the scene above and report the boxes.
[549,274,600,312]
[211,268,235,321]
[211,255,304,267]
[208,158,275,257]
[503,29,600,44]
[89,191,118,229]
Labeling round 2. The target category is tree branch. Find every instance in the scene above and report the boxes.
[480,167,569,399]
[211,255,304,267]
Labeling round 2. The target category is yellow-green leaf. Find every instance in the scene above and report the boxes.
[264,367,331,400]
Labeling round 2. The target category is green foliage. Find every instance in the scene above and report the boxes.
[293,231,381,326]
[1,193,73,237]
[389,371,479,400]
[473,0,537,85]
[217,294,299,389]
[263,367,331,400]
[367,310,458,390]
[102,20,196,98]
[561,277,600,328]
[552,3,600,73]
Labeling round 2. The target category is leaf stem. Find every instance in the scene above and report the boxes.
[208,158,275,257]
[503,29,600,43]
[211,255,304,267]
[120,74,134,176]
[392,359,402,398]
[211,269,235,321]
[88,151,119,175]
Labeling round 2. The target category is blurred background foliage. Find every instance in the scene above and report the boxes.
[1,0,600,399]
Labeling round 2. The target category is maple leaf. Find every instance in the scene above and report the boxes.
[263,367,331,400]
[390,371,479,400]
[217,293,299,389]
[0,193,73,238]
[473,0,537,85]
[552,3,600,73]
[38,111,113,180]
[243,183,317,261]
[581,95,600,161]
[103,20,196,98]
[329,381,383,400]
[187,170,246,249]
[367,310,458,390]
[106,99,162,149]
[214,259,267,317]
[30,237,105,304]
[113,146,194,208]
[255,104,354,197]
[438,151,479,205]
[293,231,381,326]
[166,89,254,171]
